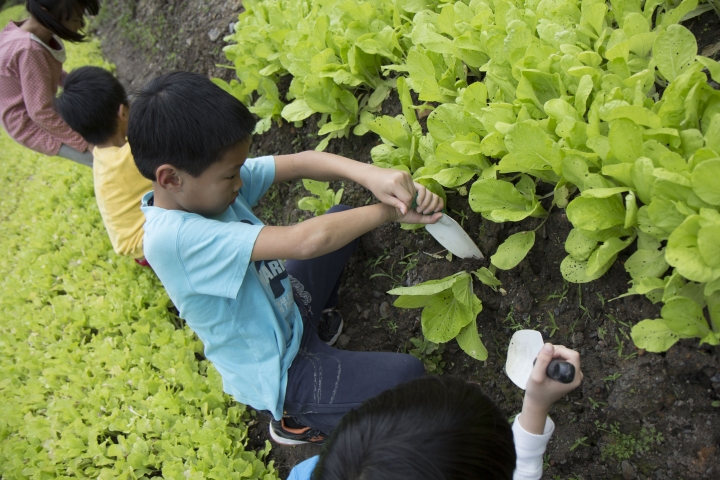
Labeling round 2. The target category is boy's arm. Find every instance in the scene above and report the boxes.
[250,203,441,261]
[519,344,583,434]
[273,151,441,214]
[512,344,582,480]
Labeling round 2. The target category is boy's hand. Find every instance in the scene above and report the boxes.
[387,183,443,224]
[519,343,583,434]
[366,169,443,215]
[412,182,444,214]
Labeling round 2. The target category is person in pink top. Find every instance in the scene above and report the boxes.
[0,0,100,167]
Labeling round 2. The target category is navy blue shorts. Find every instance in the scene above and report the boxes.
[282,205,425,434]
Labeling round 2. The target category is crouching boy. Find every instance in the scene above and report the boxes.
[55,66,152,263]
[128,71,445,445]
[290,343,584,480]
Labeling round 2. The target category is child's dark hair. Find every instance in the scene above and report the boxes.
[313,376,516,480]
[55,66,127,145]
[128,71,256,181]
[26,0,100,42]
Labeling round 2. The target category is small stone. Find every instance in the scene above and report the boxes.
[621,460,637,479]
[186,37,193,47]
[379,301,391,318]
[228,22,236,34]
[372,291,383,299]
[208,28,222,42]
[337,334,350,349]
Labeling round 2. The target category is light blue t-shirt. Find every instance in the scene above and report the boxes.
[140,156,304,419]
[288,456,319,480]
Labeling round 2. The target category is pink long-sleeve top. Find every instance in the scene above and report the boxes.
[0,21,88,156]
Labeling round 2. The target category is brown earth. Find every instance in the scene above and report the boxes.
[95,2,720,479]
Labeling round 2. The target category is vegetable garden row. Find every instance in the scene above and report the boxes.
[217,0,720,359]
[0,5,278,477]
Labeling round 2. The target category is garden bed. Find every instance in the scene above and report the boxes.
[95,1,720,478]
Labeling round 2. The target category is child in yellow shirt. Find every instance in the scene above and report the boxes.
[56,66,151,262]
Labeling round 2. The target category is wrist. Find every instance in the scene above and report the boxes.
[518,398,550,435]
[380,203,401,223]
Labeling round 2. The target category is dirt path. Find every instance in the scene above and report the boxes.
[96,3,720,479]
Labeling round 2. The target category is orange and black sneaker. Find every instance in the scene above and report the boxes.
[269,418,327,446]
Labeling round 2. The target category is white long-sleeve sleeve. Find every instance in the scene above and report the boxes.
[513,414,555,480]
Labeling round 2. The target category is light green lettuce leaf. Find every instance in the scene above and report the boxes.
[691,159,720,205]
[560,254,614,283]
[666,215,720,283]
[632,295,716,352]
[469,179,541,222]
[499,122,563,175]
[586,234,636,277]
[625,248,669,280]
[580,187,631,198]
[430,167,477,188]
[473,267,502,291]
[491,231,536,270]
[456,318,488,361]
[566,196,626,231]
[566,228,599,261]
[421,289,478,343]
[653,23,697,82]
[388,272,468,296]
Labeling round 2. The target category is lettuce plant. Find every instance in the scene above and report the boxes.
[220,0,407,148]
[389,271,488,360]
[297,179,344,215]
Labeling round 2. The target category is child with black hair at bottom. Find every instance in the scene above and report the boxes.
[289,343,583,480]
[129,71,445,445]
[55,66,152,264]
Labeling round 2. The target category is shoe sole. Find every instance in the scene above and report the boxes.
[268,423,312,446]
[324,318,344,346]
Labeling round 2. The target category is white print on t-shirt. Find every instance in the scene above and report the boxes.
[254,259,292,314]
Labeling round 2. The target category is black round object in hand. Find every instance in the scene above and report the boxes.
[546,359,575,384]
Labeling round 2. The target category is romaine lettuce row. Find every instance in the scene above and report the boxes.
[223,0,410,144]
[221,0,720,353]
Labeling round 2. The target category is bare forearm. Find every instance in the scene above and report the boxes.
[251,204,397,261]
[274,151,375,186]
[518,400,550,435]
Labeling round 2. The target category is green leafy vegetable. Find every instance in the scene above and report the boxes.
[389,272,486,360]
[297,179,344,216]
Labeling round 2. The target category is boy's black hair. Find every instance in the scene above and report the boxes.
[314,376,516,480]
[26,0,100,42]
[55,66,127,145]
[127,71,256,181]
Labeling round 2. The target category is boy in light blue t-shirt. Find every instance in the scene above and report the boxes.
[128,72,445,445]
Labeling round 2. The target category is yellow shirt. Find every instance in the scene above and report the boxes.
[92,143,152,258]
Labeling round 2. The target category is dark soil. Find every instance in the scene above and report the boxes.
[95,3,720,479]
